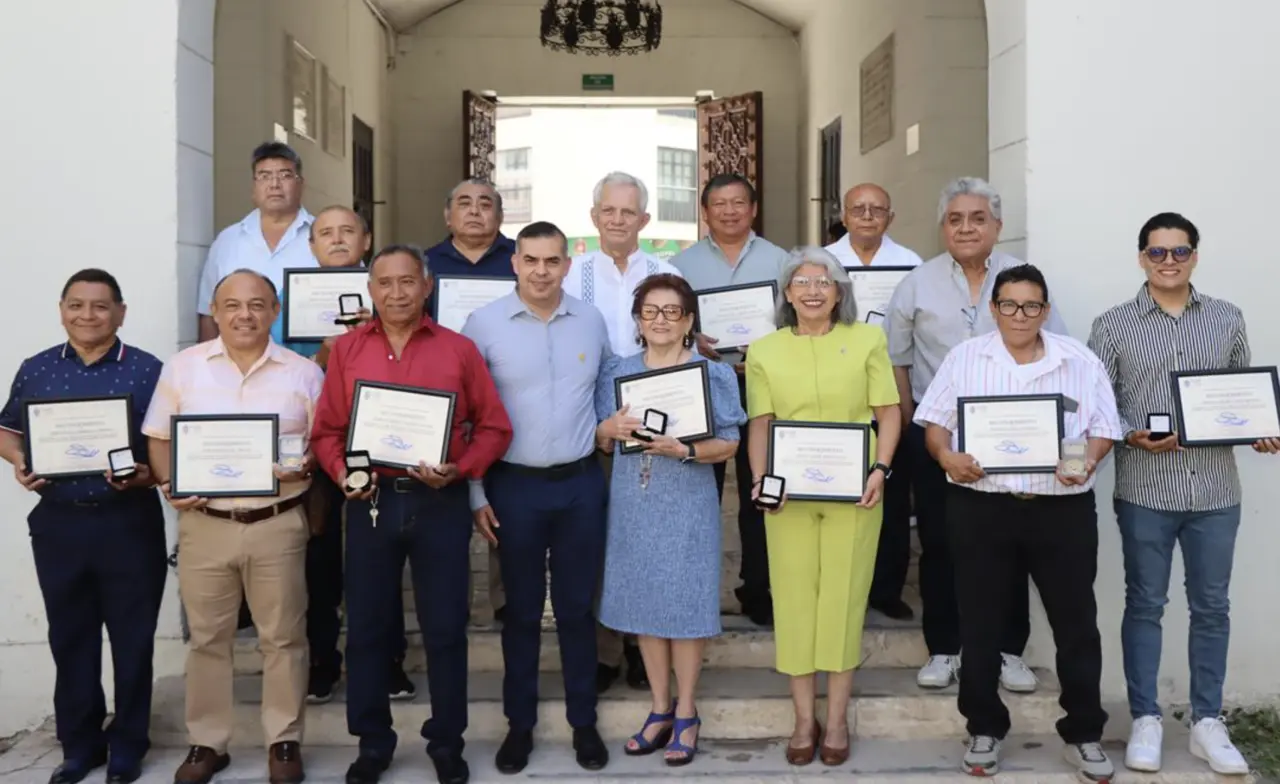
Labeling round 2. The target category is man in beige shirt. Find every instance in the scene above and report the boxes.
[145,269,323,784]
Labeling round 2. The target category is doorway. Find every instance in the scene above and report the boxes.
[352,115,375,262]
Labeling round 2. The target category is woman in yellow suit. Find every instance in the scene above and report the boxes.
[745,246,901,767]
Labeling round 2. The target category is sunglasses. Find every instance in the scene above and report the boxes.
[1144,245,1194,264]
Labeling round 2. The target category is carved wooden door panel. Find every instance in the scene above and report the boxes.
[696,91,763,237]
[462,90,497,181]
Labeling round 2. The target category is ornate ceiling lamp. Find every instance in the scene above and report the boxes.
[539,0,663,56]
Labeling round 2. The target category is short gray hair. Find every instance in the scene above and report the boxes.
[446,178,504,213]
[592,171,649,213]
[774,246,858,328]
[937,176,1002,223]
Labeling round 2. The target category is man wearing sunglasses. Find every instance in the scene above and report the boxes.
[1088,212,1280,775]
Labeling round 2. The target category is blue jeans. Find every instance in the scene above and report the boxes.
[1115,500,1240,721]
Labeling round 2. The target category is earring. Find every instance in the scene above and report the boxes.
[637,334,648,347]
[683,332,694,349]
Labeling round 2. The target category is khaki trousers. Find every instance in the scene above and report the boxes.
[178,506,310,752]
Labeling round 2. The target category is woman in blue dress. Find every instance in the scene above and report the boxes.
[595,273,746,767]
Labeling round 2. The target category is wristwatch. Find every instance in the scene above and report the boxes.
[681,442,698,464]
[871,462,893,479]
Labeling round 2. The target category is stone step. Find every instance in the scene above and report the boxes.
[233,606,928,675]
[150,666,1064,749]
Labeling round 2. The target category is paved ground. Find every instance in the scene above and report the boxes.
[0,727,1245,783]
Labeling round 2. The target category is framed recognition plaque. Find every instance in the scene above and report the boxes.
[282,267,368,341]
[956,394,1064,474]
[767,421,870,502]
[21,395,133,478]
[347,381,457,469]
[169,414,279,497]
[1171,367,1280,447]
[694,281,778,351]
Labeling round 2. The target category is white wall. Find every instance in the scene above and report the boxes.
[0,0,202,737]
[214,0,394,244]
[392,0,801,249]
[496,107,699,242]
[800,0,987,255]
[1018,0,1280,706]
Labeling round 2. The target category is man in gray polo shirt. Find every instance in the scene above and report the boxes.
[670,172,787,626]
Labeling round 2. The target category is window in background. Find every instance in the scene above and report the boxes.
[497,147,532,223]
[657,147,697,224]
[288,38,318,140]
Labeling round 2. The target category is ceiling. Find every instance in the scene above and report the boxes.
[370,0,814,33]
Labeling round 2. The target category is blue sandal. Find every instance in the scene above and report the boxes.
[624,701,676,756]
[664,714,701,767]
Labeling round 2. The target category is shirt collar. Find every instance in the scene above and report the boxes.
[979,329,1066,374]
[440,233,514,263]
[502,289,575,320]
[1135,282,1202,314]
[60,339,125,365]
[204,337,285,374]
[704,231,757,260]
[369,313,437,335]
[950,253,992,272]
[239,207,314,238]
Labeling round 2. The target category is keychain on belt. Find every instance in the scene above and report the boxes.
[369,486,381,527]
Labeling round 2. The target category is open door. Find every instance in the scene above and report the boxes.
[462,90,497,182]
[696,91,764,237]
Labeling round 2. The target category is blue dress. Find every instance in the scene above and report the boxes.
[596,353,747,639]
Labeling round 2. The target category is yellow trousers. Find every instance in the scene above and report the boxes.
[766,500,882,676]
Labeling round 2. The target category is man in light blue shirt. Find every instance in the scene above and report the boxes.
[670,173,786,627]
[195,142,317,349]
[462,221,612,774]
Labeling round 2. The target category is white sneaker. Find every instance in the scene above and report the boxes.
[999,654,1037,693]
[1124,715,1163,772]
[917,654,960,688]
[962,735,1001,775]
[1189,717,1249,774]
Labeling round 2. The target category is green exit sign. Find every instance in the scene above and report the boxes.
[582,74,615,91]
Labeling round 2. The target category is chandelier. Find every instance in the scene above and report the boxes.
[539,0,663,56]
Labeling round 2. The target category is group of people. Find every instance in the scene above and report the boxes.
[2,139,1273,784]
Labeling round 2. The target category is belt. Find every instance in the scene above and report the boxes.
[199,493,305,524]
[1010,492,1039,501]
[496,455,594,481]
[381,476,430,494]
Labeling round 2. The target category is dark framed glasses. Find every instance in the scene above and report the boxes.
[995,300,1045,318]
[1144,245,1194,264]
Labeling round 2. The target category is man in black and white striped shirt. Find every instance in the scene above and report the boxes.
[1088,212,1280,776]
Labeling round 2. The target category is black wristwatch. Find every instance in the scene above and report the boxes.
[871,462,893,479]
[681,442,697,464]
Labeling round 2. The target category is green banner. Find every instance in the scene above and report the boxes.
[568,236,696,261]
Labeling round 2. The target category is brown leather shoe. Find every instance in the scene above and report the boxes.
[268,742,304,784]
[819,726,850,766]
[784,721,822,766]
[173,746,230,784]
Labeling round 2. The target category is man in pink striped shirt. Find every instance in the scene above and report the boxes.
[913,264,1124,780]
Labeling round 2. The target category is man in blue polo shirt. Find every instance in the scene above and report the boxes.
[0,269,166,784]
[425,177,516,623]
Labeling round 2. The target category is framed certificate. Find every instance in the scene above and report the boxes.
[169,414,279,498]
[282,267,369,342]
[432,275,516,333]
[347,381,456,469]
[21,395,133,478]
[694,281,778,351]
[1171,367,1280,447]
[767,421,870,502]
[844,266,914,322]
[613,363,714,454]
[957,394,1064,474]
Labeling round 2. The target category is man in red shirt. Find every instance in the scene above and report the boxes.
[311,245,513,784]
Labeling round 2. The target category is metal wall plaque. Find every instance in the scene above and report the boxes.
[860,34,895,154]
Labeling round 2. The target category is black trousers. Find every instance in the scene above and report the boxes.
[29,495,167,762]
[908,422,1030,655]
[305,473,406,679]
[489,460,607,731]
[868,426,912,607]
[713,371,769,604]
[946,485,1107,742]
[345,479,472,760]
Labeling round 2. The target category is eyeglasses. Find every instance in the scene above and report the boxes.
[253,171,299,183]
[848,204,890,219]
[790,275,834,290]
[995,300,1045,318]
[1144,245,1194,264]
[639,304,686,321]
